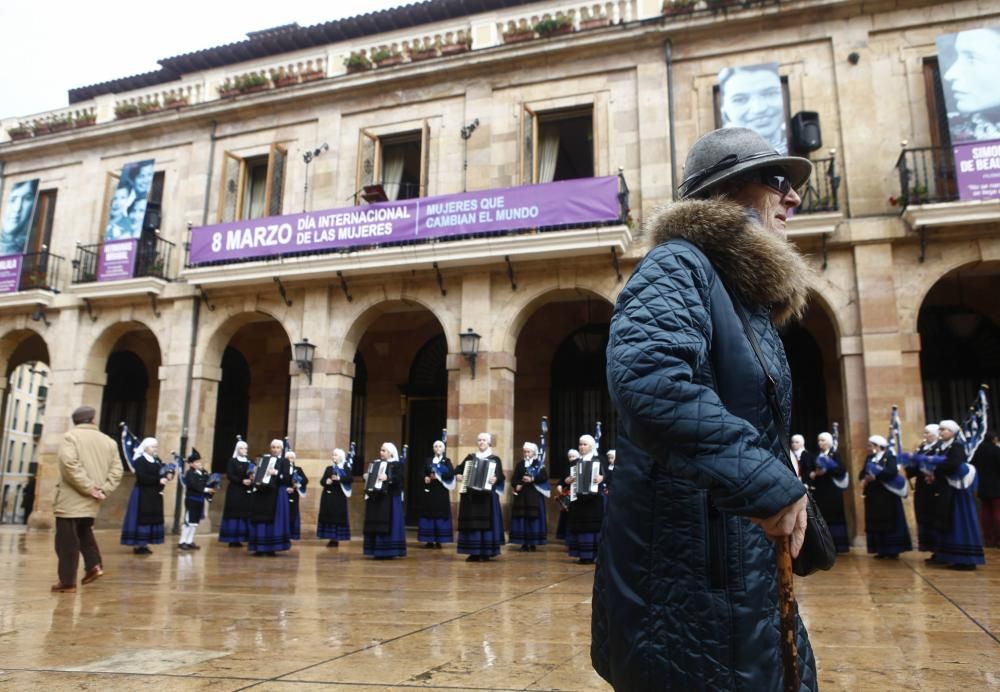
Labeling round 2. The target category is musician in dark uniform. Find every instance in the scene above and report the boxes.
[807,432,849,553]
[929,420,985,570]
[790,434,813,483]
[564,434,605,564]
[905,424,941,555]
[510,441,549,551]
[120,437,170,555]
[248,439,292,556]
[555,448,579,541]
[363,442,407,559]
[219,440,254,547]
[456,432,505,562]
[418,440,454,549]
[179,452,215,550]
[859,435,911,559]
[286,450,308,540]
[317,448,352,547]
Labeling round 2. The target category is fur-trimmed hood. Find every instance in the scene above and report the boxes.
[643,198,814,325]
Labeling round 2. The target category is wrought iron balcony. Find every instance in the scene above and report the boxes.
[72,234,175,284]
[895,145,958,209]
[798,153,841,215]
[71,244,98,284]
[18,250,64,292]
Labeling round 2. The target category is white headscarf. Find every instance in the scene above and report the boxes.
[868,435,888,449]
[924,424,940,436]
[939,420,961,434]
[817,432,833,447]
[579,434,597,460]
[522,442,538,461]
[233,440,248,459]
[382,442,400,461]
[134,437,158,461]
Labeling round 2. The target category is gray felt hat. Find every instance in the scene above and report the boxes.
[677,127,813,200]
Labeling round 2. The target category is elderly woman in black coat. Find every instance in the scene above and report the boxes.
[593,127,818,690]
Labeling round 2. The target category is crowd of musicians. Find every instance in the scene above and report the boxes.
[115,426,617,564]
[114,417,999,569]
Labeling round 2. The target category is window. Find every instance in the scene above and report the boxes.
[218,144,287,222]
[6,441,13,472]
[16,368,23,389]
[12,401,18,431]
[23,404,30,432]
[18,443,25,473]
[27,190,57,254]
[355,123,430,203]
[28,371,33,394]
[521,106,594,184]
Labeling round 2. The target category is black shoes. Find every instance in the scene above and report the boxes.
[423,542,436,549]
[948,563,976,571]
[133,546,152,555]
[228,542,243,548]
[327,540,339,547]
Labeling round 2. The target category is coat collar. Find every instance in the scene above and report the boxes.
[645,198,814,325]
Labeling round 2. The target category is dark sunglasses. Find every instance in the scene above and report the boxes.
[748,167,794,196]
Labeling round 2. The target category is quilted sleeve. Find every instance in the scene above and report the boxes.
[607,243,804,518]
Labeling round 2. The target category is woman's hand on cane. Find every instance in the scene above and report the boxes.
[751,494,807,558]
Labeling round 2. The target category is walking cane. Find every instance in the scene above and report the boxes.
[776,536,799,692]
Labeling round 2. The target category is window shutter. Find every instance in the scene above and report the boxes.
[219,152,242,222]
[265,143,287,216]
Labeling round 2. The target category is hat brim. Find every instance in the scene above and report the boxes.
[683,154,813,200]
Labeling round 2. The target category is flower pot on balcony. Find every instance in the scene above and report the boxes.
[503,31,535,44]
[74,114,97,128]
[238,83,271,95]
[7,127,32,140]
[580,17,611,30]
[115,104,140,119]
[300,70,325,82]
[409,48,439,62]
[439,42,471,56]
[274,74,300,88]
[31,122,51,136]
[375,55,404,68]
[48,118,72,133]
[163,96,188,109]
[218,87,239,98]
[662,0,696,16]
[137,103,161,115]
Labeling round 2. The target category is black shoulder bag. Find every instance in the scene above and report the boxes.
[732,299,837,577]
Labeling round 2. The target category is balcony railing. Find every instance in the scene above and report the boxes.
[798,154,841,214]
[18,250,64,292]
[895,145,958,209]
[72,234,175,283]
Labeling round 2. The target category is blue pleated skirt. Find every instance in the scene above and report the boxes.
[935,487,986,565]
[417,516,454,543]
[457,493,505,557]
[510,493,548,546]
[363,494,406,558]
[317,522,351,540]
[248,494,291,553]
[566,530,599,560]
[289,507,301,540]
[218,517,251,544]
[555,510,567,540]
[120,487,165,546]
[865,497,912,556]
[828,521,851,553]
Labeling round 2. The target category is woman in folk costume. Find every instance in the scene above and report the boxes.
[219,439,254,547]
[928,420,985,570]
[905,424,942,554]
[179,452,215,550]
[809,432,850,553]
[317,448,353,547]
[120,437,170,554]
[248,439,292,556]
[859,434,912,558]
[564,434,605,564]
[363,442,407,559]
[456,432,505,562]
[285,450,308,541]
[602,449,616,510]
[510,441,550,552]
[789,434,814,482]
[418,440,455,549]
[555,448,579,541]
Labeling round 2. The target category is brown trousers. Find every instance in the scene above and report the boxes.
[55,517,102,586]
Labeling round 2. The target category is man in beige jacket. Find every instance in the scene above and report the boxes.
[52,406,122,592]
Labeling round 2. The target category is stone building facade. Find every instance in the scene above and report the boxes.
[1,0,997,537]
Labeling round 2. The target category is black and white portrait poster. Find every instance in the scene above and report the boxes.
[104,159,155,241]
[718,62,788,155]
[0,179,40,256]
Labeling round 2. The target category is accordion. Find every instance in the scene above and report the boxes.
[254,456,279,486]
[365,460,388,496]
[460,457,497,494]
[570,460,601,502]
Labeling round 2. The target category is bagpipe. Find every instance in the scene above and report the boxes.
[119,422,139,472]
[425,429,451,492]
[335,441,356,497]
[866,406,908,498]
[814,421,848,490]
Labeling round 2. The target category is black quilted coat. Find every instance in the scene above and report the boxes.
[592,199,818,691]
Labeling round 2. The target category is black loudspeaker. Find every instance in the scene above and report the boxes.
[142,202,162,233]
[791,111,822,153]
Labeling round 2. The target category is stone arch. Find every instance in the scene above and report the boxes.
[497,284,617,355]
[0,327,49,378]
[199,308,294,370]
[338,294,455,363]
[82,319,163,384]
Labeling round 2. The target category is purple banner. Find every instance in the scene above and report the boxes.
[98,239,138,281]
[0,254,23,294]
[954,141,1000,202]
[190,176,622,265]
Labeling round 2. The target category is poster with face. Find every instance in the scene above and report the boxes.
[0,179,39,256]
[718,62,788,155]
[103,159,155,241]
[937,28,1000,201]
